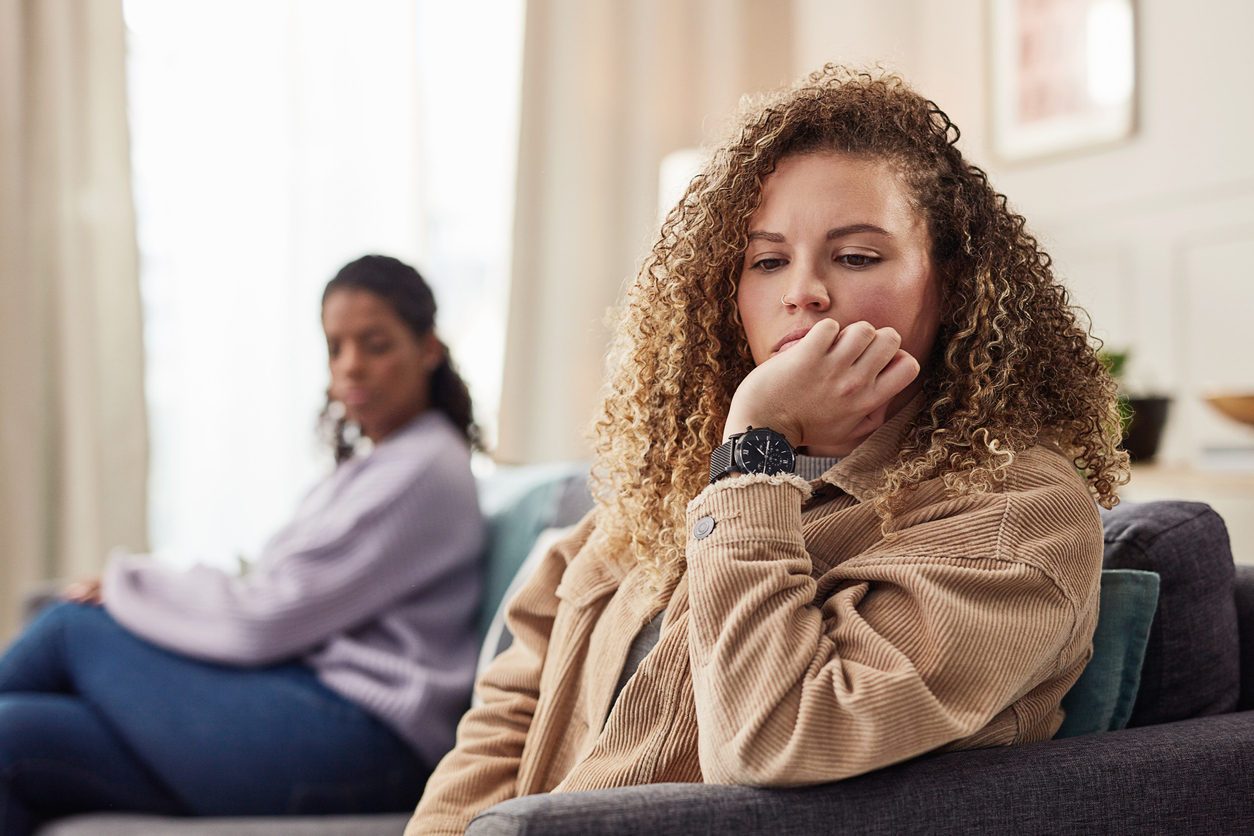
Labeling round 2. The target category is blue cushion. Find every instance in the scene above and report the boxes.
[1056,569,1159,738]
[475,463,588,639]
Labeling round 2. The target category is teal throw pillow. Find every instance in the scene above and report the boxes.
[475,462,586,640]
[1056,569,1160,738]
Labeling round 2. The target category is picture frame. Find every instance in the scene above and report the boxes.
[989,0,1137,162]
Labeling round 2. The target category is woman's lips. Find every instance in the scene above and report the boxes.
[773,327,812,355]
[341,389,373,407]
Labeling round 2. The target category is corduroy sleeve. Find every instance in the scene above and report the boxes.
[406,516,595,836]
[684,472,1098,787]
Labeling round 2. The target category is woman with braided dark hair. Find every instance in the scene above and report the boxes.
[321,254,480,460]
[0,255,484,831]
[406,67,1127,835]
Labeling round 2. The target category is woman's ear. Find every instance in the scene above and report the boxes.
[420,332,446,373]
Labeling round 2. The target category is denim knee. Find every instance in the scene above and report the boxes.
[27,600,111,633]
[0,602,117,694]
[0,693,187,817]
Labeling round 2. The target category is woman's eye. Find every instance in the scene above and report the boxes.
[366,341,392,355]
[838,253,879,268]
[753,257,786,272]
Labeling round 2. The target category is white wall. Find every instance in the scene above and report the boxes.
[795,0,1254,465]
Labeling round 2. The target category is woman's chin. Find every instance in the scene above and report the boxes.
[341,408,376,435]
[355,414,411,444]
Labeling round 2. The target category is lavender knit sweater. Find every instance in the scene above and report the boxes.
[103,410,486,768]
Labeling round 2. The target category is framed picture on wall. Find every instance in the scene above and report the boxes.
[989,0,1137,162]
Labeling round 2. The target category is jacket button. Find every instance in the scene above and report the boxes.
[693,516,716,540]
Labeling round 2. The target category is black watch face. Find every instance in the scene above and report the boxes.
[738,428,795,474]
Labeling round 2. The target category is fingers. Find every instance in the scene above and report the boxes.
[61,578,103,606]
[791,318,841,356]
[819,323,910,392]
[845,349,921,438]
[726,320,923,453]
[838,323,897,371]
[877,347,921,394]
[782,322,919,404]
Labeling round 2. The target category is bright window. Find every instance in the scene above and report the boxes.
[124,0,523,569]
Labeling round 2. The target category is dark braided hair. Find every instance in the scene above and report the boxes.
[321,255,480,461]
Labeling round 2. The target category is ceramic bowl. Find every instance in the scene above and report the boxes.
[1205,393,1254,428]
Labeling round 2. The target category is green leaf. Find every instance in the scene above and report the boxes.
[1099,349,1129,380]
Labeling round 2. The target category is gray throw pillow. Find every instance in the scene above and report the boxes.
[1101,500,1239,726]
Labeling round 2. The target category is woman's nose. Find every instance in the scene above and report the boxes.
[780,267,830,310]
[336,345,366,377]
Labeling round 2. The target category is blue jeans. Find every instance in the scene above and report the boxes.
[0,602,427,834]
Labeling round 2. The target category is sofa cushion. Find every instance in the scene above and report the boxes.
[1056,569,1158,738]
[475,463,590,639]
[1101,501,1238,726]
[467,713,1254,835]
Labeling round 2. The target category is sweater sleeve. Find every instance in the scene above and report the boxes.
[684,472,1098,787]
[103,422,485,667]
[405,516,594,836]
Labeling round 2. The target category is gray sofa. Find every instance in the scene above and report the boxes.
[36,467,1253,835]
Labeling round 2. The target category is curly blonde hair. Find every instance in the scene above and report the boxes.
[589,65,1128,588]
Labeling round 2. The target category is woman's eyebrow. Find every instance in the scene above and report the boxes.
[747,224,892,244]
[827,223,891,239]
[339,325,388,341]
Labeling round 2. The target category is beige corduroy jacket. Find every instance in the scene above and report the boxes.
[407,405,1104,835]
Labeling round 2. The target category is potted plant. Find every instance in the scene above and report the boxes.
[1100,349,1170,464]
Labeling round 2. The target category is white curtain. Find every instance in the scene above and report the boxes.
[127,0,524,571]
[0,0,148,638]
[496,0,796,463]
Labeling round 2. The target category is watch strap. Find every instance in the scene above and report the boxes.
[709,438,738,484]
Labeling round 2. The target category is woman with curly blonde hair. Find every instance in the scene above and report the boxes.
[407,65,1128,836]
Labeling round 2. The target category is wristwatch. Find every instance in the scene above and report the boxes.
[709,426,796,484]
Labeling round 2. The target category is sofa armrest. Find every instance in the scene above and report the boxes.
[466,712,1254,836]
[1234,565,1254,710]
